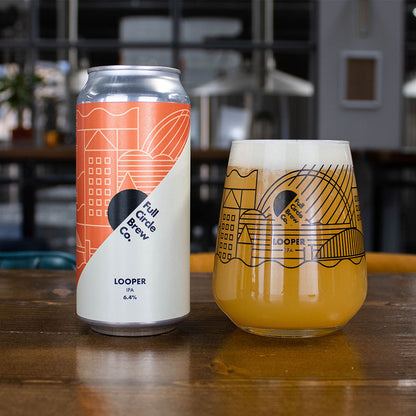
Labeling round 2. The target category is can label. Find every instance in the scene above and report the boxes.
[76,101,191,323]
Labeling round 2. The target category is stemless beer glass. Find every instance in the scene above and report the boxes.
[213,139,367,337]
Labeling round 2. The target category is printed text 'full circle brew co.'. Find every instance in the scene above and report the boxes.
[76,66,191,336]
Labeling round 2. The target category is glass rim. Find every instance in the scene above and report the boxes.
[231,139,350,145]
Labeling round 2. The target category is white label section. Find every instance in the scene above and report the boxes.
[77,140,190,323]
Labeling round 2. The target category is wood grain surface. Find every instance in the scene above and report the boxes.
[0,270,415,416]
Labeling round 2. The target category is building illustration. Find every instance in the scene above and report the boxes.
[216,165,365,268]
[76,102,190,276]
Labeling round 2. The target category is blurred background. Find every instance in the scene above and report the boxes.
[0,0,414,256]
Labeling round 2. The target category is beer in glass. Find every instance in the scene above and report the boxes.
[213,139,367,337]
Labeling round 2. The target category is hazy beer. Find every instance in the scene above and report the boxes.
[213,140,367,337]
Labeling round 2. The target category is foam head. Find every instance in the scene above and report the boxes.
[228,140,352,170]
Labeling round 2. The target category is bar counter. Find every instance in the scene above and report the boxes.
[0,270,415,415]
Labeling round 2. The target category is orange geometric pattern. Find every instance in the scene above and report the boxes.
[76,102,190,280]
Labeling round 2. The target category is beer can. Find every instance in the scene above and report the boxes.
[76,66,191,336]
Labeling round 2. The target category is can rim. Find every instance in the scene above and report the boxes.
[87,65,181,75]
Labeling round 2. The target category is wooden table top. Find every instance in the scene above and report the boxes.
[1,270,415,415]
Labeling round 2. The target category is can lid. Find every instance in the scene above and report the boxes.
[87,65,181,75]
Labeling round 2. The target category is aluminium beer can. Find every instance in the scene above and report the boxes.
[76,65,191,336]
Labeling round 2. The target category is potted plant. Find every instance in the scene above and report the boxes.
[0,68,44,140]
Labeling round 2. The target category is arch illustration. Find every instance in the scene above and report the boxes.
[257,164,355,226]
[215,165,365,269]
